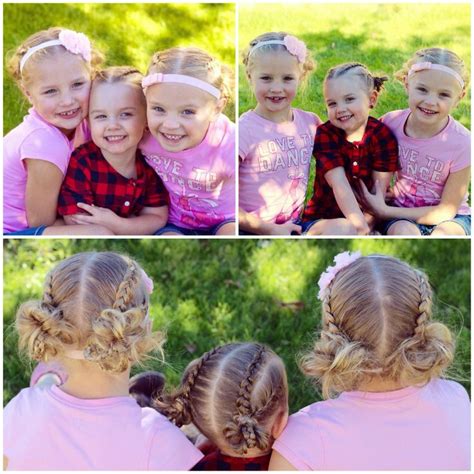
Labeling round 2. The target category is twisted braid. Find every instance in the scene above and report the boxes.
[413,270,432,340]
[321,283,340,337]
[113,259,140,311]
[42,271,56,309]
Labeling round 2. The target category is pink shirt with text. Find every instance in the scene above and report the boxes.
[239,109,321,223]
[140,114,235,229]
[3,384,203,470]
[381,109,470,214]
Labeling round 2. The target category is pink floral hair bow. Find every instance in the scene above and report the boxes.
[317,251,362,300]
[58,29,92,62]
[140,269,154,294]
[283,35,307,63]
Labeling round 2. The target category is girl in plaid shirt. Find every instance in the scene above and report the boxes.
[303,63,399,235]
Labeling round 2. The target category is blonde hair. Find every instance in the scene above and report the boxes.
[325,62,388,99]
[147,47,234,102]
[300,255,454,399]
[92,66,146,108]
[395,47,469,92]
[6,27,104,89]
[243,32,315,84]
[16,252,164,373]
[155,342,288,455]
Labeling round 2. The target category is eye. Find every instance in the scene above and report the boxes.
[283,76,295,82]
[182,109,196,116]
[440,92,452,98]
[120,112,133,118]
[43,89,57,95]
[416,87,427,93]
[93,114,107,120]
[260,75,271,81]
[152,106,165,113]
[326,101,336,108]
[72,81,85,88]
[345,96,355,103]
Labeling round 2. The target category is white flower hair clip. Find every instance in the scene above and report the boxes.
[317,251,362,300]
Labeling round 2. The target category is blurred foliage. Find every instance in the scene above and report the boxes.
[4,238,470,411]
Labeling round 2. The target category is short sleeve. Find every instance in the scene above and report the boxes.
[57,153,94,216]
[450,129,471,173]
[370,123,400,172]
[314,126,346,174]
[238,115,252,160]
[19,128,71,175]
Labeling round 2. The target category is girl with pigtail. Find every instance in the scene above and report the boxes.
[270,252,470,470]
[154,342,289,470]
[3,252,203,470]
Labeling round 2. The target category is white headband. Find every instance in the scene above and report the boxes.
[19,29,92,74]
[408,62,465,89]
[142,73,221,99]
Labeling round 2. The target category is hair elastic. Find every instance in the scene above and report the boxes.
[19,29,92,73]
[249,35,307,63]
[408,61,465,89]
[142,73,221,99]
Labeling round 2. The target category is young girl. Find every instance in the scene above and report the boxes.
[361,48,471,236]
[3,27,104,236]
[140,47,236,236]
[3,252,203,470]
[155,342,289,470]
[239,32,321,235]
[302,62,400,235]
[57,67,169,235]
[270,252,470,470]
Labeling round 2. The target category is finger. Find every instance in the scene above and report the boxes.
[71,215,96,225]
[77,203,95,213]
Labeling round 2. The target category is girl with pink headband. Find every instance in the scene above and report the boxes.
[361,48,471,236]
[3,252,203,470]
[3,27,104,235]
[140,47,236,236]
[271,251,469,470]
[239,32,321,235]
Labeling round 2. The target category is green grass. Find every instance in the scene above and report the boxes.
[3,3,236,135]
[4,239,470,412]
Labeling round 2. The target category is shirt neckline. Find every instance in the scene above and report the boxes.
[402,109,452,141]
[340,383,424,402]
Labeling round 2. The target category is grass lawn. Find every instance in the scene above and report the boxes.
[3,2,236,135]
[4,238,470,412]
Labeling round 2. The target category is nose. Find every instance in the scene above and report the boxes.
[269,80,283,93]
[59,90,74,106]
[106,116,121,130]
[162,115,180,129]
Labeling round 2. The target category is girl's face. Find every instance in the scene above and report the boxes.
[146,82,222,152]
[89,82,146,160]
[249,50,301,122]
[23,51,91,136]
[324,75,376,141]
[405,68,463,129]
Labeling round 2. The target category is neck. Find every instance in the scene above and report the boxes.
[254,104,293,124]
[345,121,368,143]
[405,112,449,139]
[356,377,406,393]
[219,446,270,458]
[59,358,131,399]
[101,148,138,179]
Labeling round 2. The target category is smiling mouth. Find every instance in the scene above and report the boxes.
[161,132,185,142]
[57,108,80,118]
[267,96,285,103]
[337,114,353,122]
[418,107,438,115]
[105,135,127,142]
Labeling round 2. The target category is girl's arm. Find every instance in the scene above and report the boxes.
[69,203,168,235]
[325,167,370,235]
[371,171,392,197]
[24,159,64,227]
[268,450,297,471]
[239,208,302,235]
[362,167,470,225]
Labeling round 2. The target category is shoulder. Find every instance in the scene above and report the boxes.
[380,109,409,127]
[213,113,235,145]
[293,108,323,126]
[4,387,49,422]
[367,116,398,141]
[447,117,470,141]
[69,142,102,167]
[238,109,255,125]
[428,379,470,403]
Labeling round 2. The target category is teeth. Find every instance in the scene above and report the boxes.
[58,109,79,117]
[106,135,126,142]
[419,107,437,115]
[338,115,352,122]
[163,133,183,141]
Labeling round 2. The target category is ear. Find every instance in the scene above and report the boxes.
[369,90,378,109]
[21,85,34,105]
[271,408,289,439]
[210,97,226,122]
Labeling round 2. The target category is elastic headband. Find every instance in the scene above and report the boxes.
[19,29,91,74]
[408,61,465,89]
[249,35,307,63]
[142,73,221,99]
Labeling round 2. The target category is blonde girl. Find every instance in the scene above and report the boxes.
[361,48,471,236]
[4,27,104,236]
[270,252,469,470]
[140,47,236,236]
[303,63,399,235]
[57,67,169,235]
[156,342,289,470]
[239,32,321,235]
[3,252,203,470]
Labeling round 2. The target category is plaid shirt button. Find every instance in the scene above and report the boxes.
[124,201,130,207]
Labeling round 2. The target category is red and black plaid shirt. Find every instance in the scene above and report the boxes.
[192,450,270,471]
[58,141,168,217]
[303,116,399,221]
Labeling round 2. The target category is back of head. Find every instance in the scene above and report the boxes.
[147,46,234,102]
[301,254,454,398]
[16,252,163,373]
[155,342,288,455]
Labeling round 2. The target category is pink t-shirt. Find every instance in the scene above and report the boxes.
[3,108,90,233]
[140,114,235,229]
[381,109,470,214]
[239,109,321,223]
[273,379,470,470]
[3,384,203,470]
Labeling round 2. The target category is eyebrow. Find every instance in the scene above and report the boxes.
[89,106,138,114]
[148,101,200,108]
[39,77,87,90]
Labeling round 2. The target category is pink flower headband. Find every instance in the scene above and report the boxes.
[249,35,307,63]
[20,29,92,73]
[317,251,362,300]
[408,62,465,89]
[142,73,221,99]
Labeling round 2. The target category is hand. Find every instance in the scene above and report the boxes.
[351,217,370,235]
[270,221,303,235]
[359,180,388,218]
[67,203,121,230]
